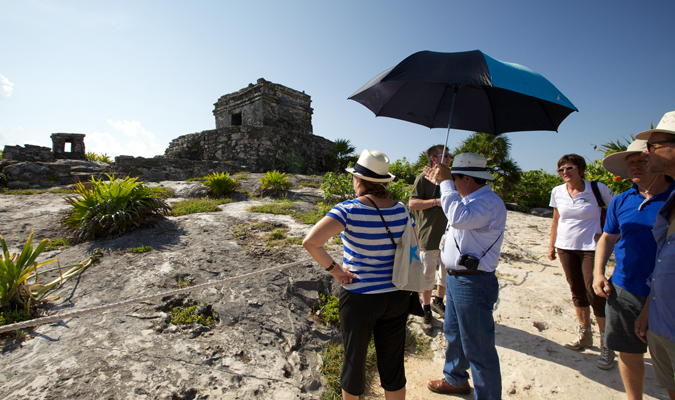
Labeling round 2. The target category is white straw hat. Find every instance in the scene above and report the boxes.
[636,111,675,140]
[345,149,396,183]
[450,153,495,182]
[601,139,647,179]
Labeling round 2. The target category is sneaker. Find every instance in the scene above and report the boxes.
[431,301,445,316]
[597,332,615,370]
[423,309,432,325]
[564,323,593,351]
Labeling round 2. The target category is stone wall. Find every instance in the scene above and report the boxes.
[164,126,334,174]
[51,133,87,160]
[2,144,54,162]
[112,156,245,181]
[213,78,313,134]
[1,160,108,189]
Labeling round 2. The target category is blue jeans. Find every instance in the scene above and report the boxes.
[443,271,501,400]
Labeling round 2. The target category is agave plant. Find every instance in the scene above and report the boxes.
[63,175,172,241]
[202,171,239,197]
[0,230,56,307]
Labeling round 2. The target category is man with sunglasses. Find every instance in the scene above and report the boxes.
[592,139,674,397]
[423,153,506,399]
[409,144,451,326]
[634,110,675,399]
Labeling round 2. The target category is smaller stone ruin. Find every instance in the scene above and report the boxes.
[2,144,54,162]
[51,133,86,160]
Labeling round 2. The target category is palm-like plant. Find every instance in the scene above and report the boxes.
[63,175,171,241]
[451,132,522,198]
[0,230,55,307]
[597,135,636,157]
[330,139,357,171]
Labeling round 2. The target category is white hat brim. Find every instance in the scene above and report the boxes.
[345,167,396,183]
[450,168,496,182]
[636,128,675,140]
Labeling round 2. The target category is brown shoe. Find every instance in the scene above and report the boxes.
[427,378,472,395]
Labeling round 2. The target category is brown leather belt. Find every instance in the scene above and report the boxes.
[447,269,486,276]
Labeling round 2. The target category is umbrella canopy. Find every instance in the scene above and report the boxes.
[348,50,578,135]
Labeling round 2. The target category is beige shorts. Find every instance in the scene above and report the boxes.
[647,330,675,391]
[420,249,445,291]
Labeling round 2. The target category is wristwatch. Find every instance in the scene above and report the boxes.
[326,261,337,272]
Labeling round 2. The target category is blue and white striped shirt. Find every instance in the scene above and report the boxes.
[327,199,411,294]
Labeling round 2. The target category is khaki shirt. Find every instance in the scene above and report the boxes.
[410,172,448,251]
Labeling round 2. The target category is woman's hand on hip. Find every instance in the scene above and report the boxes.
[331,265,357,286]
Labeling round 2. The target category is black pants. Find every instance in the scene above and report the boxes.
[338,288,409,395]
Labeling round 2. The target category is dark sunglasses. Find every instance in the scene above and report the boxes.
[646,138,675,152]
[557,165,578,174]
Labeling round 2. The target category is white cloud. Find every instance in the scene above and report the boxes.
[0,74,14,98]
[86,120,165,158]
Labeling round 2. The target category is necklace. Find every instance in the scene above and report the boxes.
[637,174,659,195]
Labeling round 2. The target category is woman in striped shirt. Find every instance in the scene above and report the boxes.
[303,149,410,400]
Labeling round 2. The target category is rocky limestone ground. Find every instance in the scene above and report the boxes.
[0,177,670,399]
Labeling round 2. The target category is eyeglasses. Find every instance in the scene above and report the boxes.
[557,165,578,174]
[434,153,452,159]
[646,138,675,152]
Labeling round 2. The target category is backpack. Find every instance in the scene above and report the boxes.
[590,181,607,229]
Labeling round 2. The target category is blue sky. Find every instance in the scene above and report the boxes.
[1,0,673,173]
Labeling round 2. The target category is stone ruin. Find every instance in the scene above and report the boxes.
[1,79,336,188]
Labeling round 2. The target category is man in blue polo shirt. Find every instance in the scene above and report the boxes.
[593,139,674,397]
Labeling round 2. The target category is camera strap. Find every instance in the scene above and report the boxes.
[453,231,503,261]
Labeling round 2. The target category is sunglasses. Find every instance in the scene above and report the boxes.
[434,153,452,158]
[557,165,578,174]
[646,138,675,152]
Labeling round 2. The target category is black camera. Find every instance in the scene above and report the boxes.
[458,254,480,271]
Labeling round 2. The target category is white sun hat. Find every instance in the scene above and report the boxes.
[345,149,396,183]
[635,110,675,140]
[602,139,647,178]
[450,152,495,182]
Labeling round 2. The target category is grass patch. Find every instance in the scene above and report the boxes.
[170,198,233,216]
[130,246,152,253]
[170,304,214,326]
[321,340,377,400]
[249,200,295,215]
[1,188,74,195]
[183,177,204,182]
[268,229,286,240]
[176,277,193,288]
[0,307,31,326]
[286,237,303,245]
[297,180,321,188]
[45,238,71,251]
[152,187,177,198]
[405,331,432,358]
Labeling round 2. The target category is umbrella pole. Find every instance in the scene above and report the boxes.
[440,86,458,165]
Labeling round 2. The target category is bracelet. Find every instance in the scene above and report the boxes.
[325,260,337,272]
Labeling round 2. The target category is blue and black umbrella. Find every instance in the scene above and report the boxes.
[349,50,578,157]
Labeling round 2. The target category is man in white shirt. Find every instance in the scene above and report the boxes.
[424,153,507,399]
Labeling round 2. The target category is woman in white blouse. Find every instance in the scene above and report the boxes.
[548,154,614,362]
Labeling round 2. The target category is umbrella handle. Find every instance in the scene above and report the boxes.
[440,86,458,166]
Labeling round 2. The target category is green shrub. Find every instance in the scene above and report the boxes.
[62,175,171,241]
[388,179,412,202]
[86,152,112,163]
[0,230,56,307]
[317,292,340,327]
[507,169,560,209]
[389,157,423,184]
[269,229,286,240]
[321,172,354,202]
[584,159,632,195]
[170,198,233,216]
[260,170,292,196]
[202,172,240,197]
